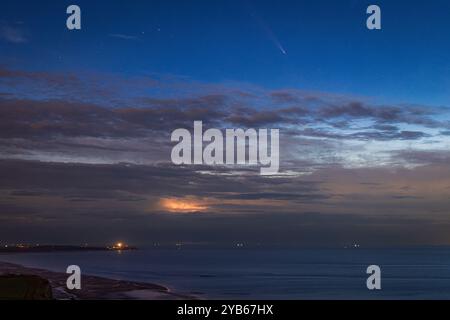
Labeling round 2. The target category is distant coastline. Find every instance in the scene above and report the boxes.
[0,244,137,254]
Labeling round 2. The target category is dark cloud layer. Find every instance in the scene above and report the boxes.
[0,159,325,202]
[1,68,450,246]
[0,158,449,246]
[0,95,443,143]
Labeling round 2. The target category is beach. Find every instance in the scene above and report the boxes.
[2,247,450,299]
[0,261,193,300]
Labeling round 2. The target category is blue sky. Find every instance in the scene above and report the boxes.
[2,0,450,105]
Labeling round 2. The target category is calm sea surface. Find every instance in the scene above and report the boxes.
[2,248,450,299]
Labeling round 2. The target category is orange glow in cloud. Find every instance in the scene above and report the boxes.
[160,198,208,213]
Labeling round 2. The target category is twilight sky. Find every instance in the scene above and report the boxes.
[1,0,450,247]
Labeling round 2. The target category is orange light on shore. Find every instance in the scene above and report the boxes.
[112,242,127,250]
[160,198,208,213]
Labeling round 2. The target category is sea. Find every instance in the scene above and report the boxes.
[2,247,450,299]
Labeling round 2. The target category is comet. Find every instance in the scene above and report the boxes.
[247,3,287,56]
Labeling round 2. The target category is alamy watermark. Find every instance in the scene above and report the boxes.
[366,265,381,290]
[171,121,280,175]
[66,4,381,31]
[66,265,81,290]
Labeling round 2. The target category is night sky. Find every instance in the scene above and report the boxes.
[1,0,450,247]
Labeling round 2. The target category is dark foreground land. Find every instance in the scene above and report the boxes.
[0,261,193,300]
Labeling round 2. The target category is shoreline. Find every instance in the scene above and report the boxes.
[0,261,195,300]
[0,245,137,254]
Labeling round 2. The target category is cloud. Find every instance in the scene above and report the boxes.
[392,150,450,166]
[0,98,141,139]
[285,128,428,141]
[1,66,447,130]
[1,67,450,173]
[0,94,432,142]
[318,101,441,128]
[0,23,27,43]
[270,91,300,103]
[1,158,450,246]
[226,106,308,127]
[0,159,325,203]
[109,33,140,41]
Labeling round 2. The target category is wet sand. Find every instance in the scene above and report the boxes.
[0,261,194,300]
